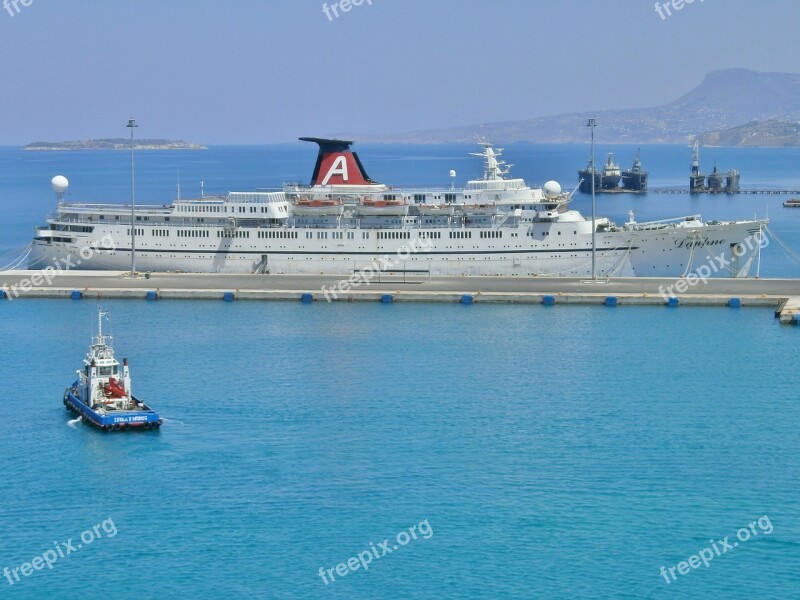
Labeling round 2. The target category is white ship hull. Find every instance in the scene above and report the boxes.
[29,219,764,277]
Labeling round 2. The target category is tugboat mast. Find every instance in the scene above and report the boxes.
[96,309,108,346]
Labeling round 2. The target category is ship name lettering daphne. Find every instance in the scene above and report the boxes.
[674,237,724,249]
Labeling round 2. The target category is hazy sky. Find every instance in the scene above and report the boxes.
[1,0,798,144]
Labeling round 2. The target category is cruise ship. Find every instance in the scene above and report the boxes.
[29,138,767,277]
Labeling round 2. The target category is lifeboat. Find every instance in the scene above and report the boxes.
[291,196,344,216]
[460,203,498,216]
[418,204,456,216]
[358,197,409,216]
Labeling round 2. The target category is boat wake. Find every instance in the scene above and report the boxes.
[159,417,185,426]
[66,416,82,428]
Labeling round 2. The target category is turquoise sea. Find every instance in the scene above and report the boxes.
[0,145,799,599]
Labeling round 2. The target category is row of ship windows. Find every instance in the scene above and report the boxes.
[122,229,514,240]
[411,193,460,203]
[528,230,577,236]
[51,224,94,233]
[258,230,299,239]
[305,231,354,240]
[176,205,288,214]
[178,205,223,213]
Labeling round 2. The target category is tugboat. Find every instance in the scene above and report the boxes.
[63,310,161,432]
[600,152,622,190]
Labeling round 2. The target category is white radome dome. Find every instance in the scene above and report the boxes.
[543,180,561,199]
[51,175,69,194]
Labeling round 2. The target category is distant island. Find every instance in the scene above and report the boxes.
[24,138,207,151]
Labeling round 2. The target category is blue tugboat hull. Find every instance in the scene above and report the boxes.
[64,387,162,432]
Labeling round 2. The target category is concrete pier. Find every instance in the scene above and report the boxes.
[0,270,798,324]
[776,297,800,324]
[652,188,800,195]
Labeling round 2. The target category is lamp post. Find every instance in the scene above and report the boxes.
[127,118,138,274]
[587,117,597,280]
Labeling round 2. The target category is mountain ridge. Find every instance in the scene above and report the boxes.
[334,69,800,145]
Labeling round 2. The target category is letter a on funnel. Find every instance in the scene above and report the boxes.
[300,137,378,186]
